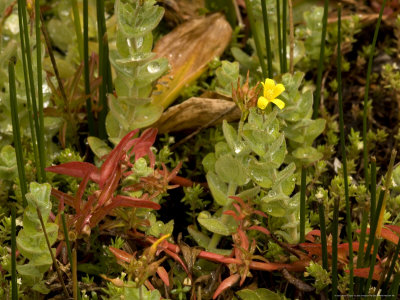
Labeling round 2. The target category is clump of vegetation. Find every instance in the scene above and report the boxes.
[1,0,400,299]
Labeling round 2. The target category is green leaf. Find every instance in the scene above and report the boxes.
[215,154,248,185]
[292,146,323,164]
[206,171,229,206]
[237,288,284,300]
[202,153,216,173]
[198,211,232,236]
[222,120,250,156]
[187,225,210,248]
[247,158,273,188]
[260,191,290,217]
[0,145,17,180]
[215,61,240,97]
[16,182,58,294]
[88,137,112,159]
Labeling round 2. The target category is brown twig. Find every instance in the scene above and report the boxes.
[36,207,70,298]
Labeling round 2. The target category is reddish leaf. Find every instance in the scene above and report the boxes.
[385,225,400,235]
[213,274,240,299]
[156,266,170,287]
[97,166,122,207]
[100,129,139,188]
[109,247,133,263]
[305,230,321,242]
[45,162,100,183]
[364,227,399,244]
[50,188,75,207]
[248,225,270,236]
[350,264,383,281]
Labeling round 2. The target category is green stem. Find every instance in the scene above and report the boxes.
[11,205,18,300]
[9,59,27,206]
[366,238,381,290]
[318,201,328,270]
[96,0,110,139]
[71,0,84,61]
[61,212,73,271]
[299,167,306,243]
[282,0,287,73]
[245,0,267,78]
[312,0,329,119]
[362,0,386,188]
[17,1,40,179]
[36,208,70,298]
[83,0,95,136]
[337,6,353,293]
[35,0,46,182]
[261,0,273,77]
[276,0,282,73]
[370,157,377,224]
[331,195,340,298]
[18,0,42,183]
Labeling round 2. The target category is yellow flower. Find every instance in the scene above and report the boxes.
[257,79,286,110]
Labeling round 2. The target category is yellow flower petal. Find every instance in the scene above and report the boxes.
[263,78,276,94]
[257,96,270,110]
[271,98,285,110]
[273,84,285,99]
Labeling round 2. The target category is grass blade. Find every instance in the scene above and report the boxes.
[96,0,111,139]
[276,0,282,73]
[331,196,340,298]
[365,238,381,290]
[382,238,400,291]
[16,0,40,178]
[370,157,377,225]
[261,0,273,77]
[9,59,27,206]
[35,0,46,182]
[282,0,287,73]
[245,0,267,78]
[312,0,329,119]
[71,0,84,61]
[362,0,387,187]
[318,200,328,270]
[17,0,42,182]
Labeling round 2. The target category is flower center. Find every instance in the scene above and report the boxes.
[265,89,274,101]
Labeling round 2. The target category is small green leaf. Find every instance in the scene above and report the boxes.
[292,146,323,164]
[215,154,248,185]
[198,211,231,235]
[206,171,229,206]
[88,137,112,159]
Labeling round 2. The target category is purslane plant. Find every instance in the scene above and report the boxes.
[106,0,168,144]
